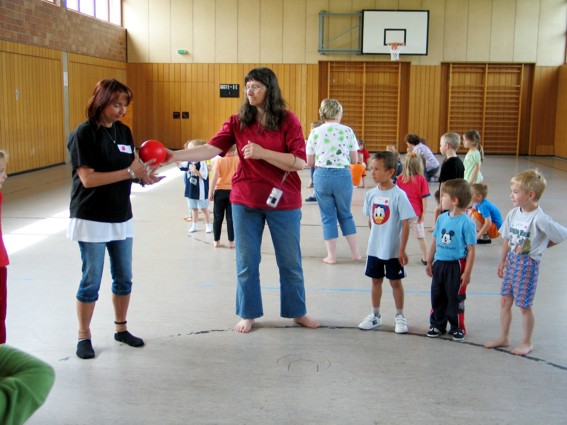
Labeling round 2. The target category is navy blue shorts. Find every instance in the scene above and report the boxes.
[365,256,406,280]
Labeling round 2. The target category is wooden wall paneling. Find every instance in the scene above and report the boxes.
[447,63,528,155]
[328,62,364,143]
[518,64,534,155]
[530,67,559,155]
[408,65,442,151]
[67,56,128,134]
[447,63,485,153]
[554,65,567,159]
[364,62,401,150]
[397,63,410,147]
[484,64,523,154]
[305,64,320,135]
[1,51,64,174]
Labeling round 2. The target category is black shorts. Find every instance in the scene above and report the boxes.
[365,256,406,280]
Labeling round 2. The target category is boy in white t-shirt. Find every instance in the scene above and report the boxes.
[358,152,415,334]
[484,169,567,356]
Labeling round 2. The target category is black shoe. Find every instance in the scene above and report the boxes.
[451,329,465,342]
[304,196,317,202]
[114,331,145,347]
[76,339,95,359]
[426,327,445,338]
[421,259,427,265]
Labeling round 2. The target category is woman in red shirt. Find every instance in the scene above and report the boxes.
[167,68,319,334]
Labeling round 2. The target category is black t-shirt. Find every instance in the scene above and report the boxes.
[439,156,464,183]
[68,120,134,223]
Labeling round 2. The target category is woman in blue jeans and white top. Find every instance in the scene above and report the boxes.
[306,99,362,264]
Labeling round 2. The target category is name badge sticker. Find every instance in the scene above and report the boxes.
[117,144,133,154]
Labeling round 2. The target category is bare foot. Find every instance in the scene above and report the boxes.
[183,216,192,222]
[235,319,254,333]
[511,343,533,356]
[322,257,336,264]
[213,241,222,248]
[484,337,510,349]
[228,241,235,249]
[352,255,362,262]
[294,315,320,329]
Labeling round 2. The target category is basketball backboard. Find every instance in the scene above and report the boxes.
[361,10,429,56]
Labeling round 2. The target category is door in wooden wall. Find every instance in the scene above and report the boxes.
[147,82,190,149]
[326,61,403,152]
[0,52,64,173]
[146,81,217,149]
[447,63,524,155]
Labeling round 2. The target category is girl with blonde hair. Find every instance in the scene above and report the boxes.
[396,153,431,264]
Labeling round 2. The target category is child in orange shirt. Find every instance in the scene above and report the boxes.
[209,145,239,248]
[350,153,366,188]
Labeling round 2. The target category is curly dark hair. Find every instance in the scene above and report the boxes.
[238,68,287,131]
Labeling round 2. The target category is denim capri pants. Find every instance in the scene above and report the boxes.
[313,167,357,240]
[76,238,133,303]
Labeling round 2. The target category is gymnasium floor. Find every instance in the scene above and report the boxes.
[3,155,566,425]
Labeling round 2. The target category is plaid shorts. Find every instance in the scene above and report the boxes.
[501,251,540,308]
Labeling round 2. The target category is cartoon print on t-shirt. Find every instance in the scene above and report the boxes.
[509,220,532,256]
[372,196,390,225]
[440,228,455,245]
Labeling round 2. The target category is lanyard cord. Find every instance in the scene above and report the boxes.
[279,171,290,188]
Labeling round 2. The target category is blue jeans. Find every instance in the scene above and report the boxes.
[76,238,133,303]
[426,166,440,182]
[313,167,357,240]
[232,204,307,319]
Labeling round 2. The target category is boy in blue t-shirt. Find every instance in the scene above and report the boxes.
[359,152,415,334]
[426,178,476,342]
[469,183,503,244]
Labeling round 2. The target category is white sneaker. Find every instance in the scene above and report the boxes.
[394,314,408,334]
[188,223,198,233]
[205,223,213,233]
[358,313,382,330]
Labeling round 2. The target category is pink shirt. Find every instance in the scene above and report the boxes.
[209,112,306,210]
[396,174,430,217]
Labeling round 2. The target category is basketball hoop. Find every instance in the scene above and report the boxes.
[386,42,405,61]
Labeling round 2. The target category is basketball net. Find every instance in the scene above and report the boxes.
[387,42,404,61]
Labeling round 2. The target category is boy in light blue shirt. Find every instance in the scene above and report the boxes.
[426,178,476,342]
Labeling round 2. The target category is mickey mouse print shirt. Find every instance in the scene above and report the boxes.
[433,211,477,262]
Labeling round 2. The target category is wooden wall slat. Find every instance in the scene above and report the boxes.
[408,65,442,149]
[530,67,559,156]
[127,63,320,148]
[554,65,567,159]
[0,48,64,174]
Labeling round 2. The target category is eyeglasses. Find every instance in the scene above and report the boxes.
[245,85,264,93]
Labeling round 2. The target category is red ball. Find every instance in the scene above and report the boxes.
[139,139,166,165]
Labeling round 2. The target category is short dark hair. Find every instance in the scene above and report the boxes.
[405,134,422,146]
[372,151,398,171]
[86,79,132,126]
[441,179,472,208]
